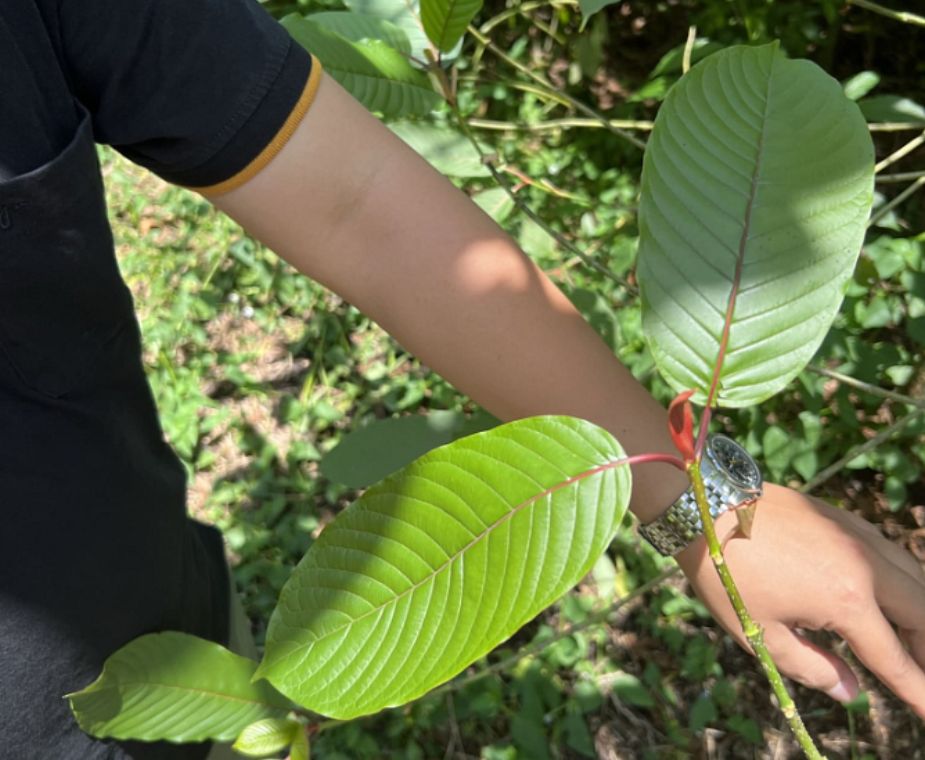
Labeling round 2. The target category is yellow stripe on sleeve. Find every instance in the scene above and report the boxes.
[196,55,323,197]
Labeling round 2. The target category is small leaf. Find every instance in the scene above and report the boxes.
[590,553,618,601]
[668,390,696,462]
[512,712,551,760]
[257,416,632,718]
[762,426,792,479]
[344,0,463,63]
[562,286,621,350]
[886,364,914,386]
[563,709,596,758]
[306,11,411,54]
[792,449,818,481]
[689,694,717,731]
[67,632,292,743]
[420,0,483,52]
[578,0,618,24]
[473,187,516,224]
[844,690,871,714]
[611,672,655,708]
[866,236,909,279]
[233,718,299,757]
[389,122,490,177]
[290,728,311,760]
[283,15,440,118]
[843,71,880,101]
[727,714,762,744]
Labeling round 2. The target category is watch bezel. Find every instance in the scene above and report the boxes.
[706,434,762,492]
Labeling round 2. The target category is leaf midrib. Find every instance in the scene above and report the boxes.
[704,54,775,406]
[87,680,288,710]
[290,458,624,648]
[431,0,461,50]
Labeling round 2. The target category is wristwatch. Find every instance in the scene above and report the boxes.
[639,435,763,556]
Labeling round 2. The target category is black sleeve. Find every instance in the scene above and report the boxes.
[56,0,319,191]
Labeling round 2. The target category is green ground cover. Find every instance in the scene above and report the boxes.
[102,0,925,755]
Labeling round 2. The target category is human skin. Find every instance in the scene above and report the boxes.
[211,73,925,720]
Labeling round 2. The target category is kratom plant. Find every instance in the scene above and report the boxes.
[68,13,876,760]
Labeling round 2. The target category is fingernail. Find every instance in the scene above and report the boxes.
[826,680,856,703]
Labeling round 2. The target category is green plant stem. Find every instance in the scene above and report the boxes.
[874,130,925,173]
[868,174,925,227]
[847,0,925,27]
[449,102,635,293]
[430,565,680,698]
[467,117,918,134]
[876,169,925,183]
[466,25,647,151]
[807,365,925,409]
[528,13,566,47]
[467,116,655,132]
[478,0,576,34]
[313,719,342,734]
[460,115,922,137]
[868,122,925,132]
[682,25,696,74]
[800,408,924,493]
[688,460,823,759]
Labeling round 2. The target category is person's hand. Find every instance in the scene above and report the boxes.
[675,483,925,719]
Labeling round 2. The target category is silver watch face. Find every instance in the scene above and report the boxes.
[707,435,762,491]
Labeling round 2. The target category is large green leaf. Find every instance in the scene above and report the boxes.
[344,0,437,63]
[283,15,440,118]
[578,0,618,24]
[67,632,292,743]
[256,416,631,718]
[859,94,925,125]
[321,409,498,488]
[636,43,874,407]
[306,11,411,55]
[420,0,482,53]
[390,122,490,177]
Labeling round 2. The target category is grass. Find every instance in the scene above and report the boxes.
[101,145,925,757]
[97,3,925,753]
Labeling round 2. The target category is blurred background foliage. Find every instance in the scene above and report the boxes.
[102,0,924,756]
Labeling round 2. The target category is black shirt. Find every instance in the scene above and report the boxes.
[0,2,314,757]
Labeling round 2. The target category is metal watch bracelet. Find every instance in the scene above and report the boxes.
[638,435,763,556]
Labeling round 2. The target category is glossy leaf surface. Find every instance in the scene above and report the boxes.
[67,633,291,743]
[420,0,483,52]
[343,0,458,63]
[306,11,411,54]
[233,718,300,757]
[283,15,440,119]
[257,416,631,718]
[637,43,874,407]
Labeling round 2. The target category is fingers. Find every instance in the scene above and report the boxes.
[841,607,925,720]
[763,623,859,703]
[873,552,925,642]
[901,628,925,674]
[840,510,925,589]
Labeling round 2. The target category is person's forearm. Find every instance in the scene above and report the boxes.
[212,74,687,521]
